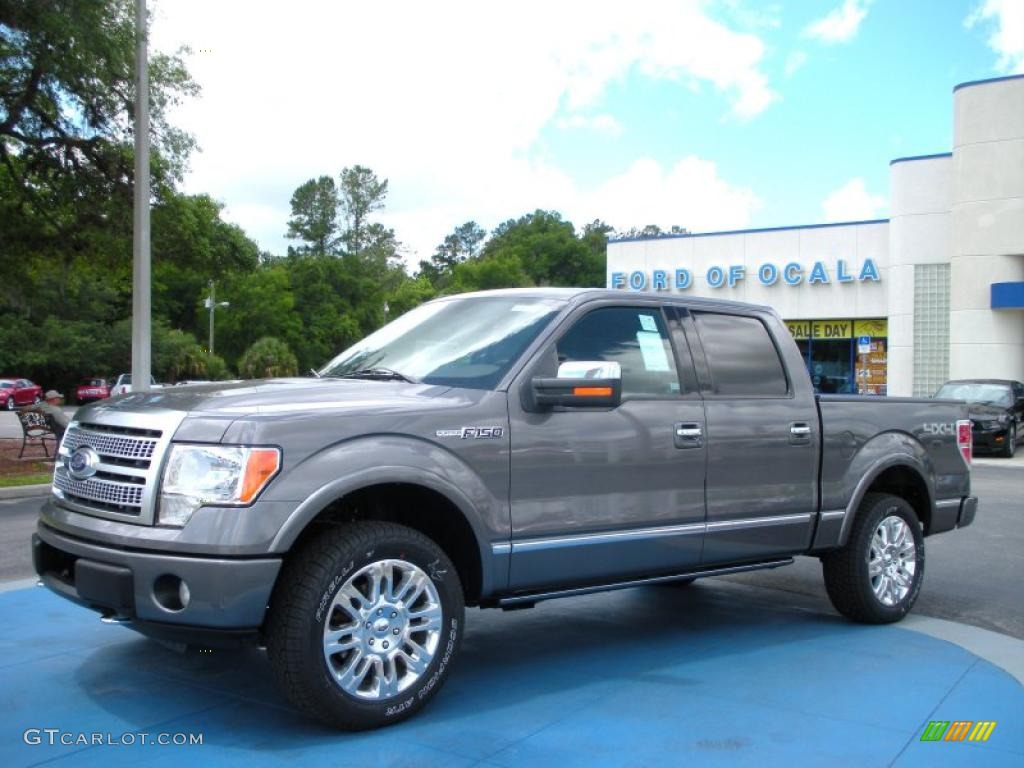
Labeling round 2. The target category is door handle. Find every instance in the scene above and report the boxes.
[790,422,812,445]
[674,422,703,449]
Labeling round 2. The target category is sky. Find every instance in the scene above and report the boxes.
[149,0,1024,266]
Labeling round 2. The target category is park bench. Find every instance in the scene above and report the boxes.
[16,409,57,459]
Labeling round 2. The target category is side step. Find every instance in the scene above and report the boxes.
[495,558,794,609]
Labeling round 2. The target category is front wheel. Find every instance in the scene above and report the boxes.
[1001,423,1017,458]
[5,396,13,410]
[822,493,924,624]
[265,521,464,730]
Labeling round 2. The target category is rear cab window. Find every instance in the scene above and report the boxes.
[692,312,789,397]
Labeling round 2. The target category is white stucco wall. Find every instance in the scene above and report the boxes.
[949,77,1024,382]
[606,221,889,321]
[887,154,952,395]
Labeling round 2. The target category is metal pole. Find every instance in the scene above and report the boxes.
[131,0,151,392]
[209,281,215,355]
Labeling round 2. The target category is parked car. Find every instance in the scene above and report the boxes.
[75,378,112,405]
[935,379,1024,457]
[36,289,976,730]
[111,373,164,396]
[1,378,43,410]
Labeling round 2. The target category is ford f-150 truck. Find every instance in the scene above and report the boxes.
[33,288,978,730]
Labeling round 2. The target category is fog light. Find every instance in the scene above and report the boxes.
[153,574,189,612]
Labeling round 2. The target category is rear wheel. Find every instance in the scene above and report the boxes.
[822,493,924,624]
[5,396,13,410]
[265,521,464,730]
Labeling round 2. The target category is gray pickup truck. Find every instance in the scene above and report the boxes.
[34,288,977,730]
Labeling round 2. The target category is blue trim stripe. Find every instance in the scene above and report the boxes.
[610,219,889,244]
[991,282,1024,310]
[954,73,1024,92]
[889,152,952,166]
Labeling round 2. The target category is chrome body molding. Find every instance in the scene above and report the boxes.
[503,513,814,554]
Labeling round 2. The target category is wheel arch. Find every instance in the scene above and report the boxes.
[838,458,935,546]
[272,469,494,605]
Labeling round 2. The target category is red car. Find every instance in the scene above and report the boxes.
[0,378,43,410]
[76,377,112,404]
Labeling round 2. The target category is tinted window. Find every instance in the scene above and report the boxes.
[694,313,788,397]
[557,307,680,398]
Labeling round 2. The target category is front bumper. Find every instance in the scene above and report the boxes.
[33,523,281,645]
[971,426,1010,452]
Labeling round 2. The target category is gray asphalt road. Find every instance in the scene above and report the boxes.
[1,466,1020,636]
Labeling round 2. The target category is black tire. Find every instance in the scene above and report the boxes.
[1000,424,1016,458]
[265,521,464,730]
[821,493,925,624]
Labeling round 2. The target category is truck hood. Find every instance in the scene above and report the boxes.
[83,377,458,418]
[966,403,1008,420]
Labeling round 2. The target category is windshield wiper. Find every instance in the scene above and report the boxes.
[332,367,418,384]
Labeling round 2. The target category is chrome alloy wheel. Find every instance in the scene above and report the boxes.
[868,515,917,607]
[322,559,443,700]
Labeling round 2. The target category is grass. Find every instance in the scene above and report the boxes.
[0,472,52,488]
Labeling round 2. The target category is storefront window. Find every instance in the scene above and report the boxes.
[784,319,888,395]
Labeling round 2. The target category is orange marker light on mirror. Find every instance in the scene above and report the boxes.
[572,386,613,397]
[240,448,281,502]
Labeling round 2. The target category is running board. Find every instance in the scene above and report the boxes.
[495,558,794,608]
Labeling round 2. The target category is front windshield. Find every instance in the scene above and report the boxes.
[936,382,1012,407]
[320,296,564,389]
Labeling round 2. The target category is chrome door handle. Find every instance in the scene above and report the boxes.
[790,422,812,444]
[674,422,703,449]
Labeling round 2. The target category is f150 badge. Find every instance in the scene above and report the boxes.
[435,427,504,439]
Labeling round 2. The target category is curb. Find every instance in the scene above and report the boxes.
[0,483,50,500]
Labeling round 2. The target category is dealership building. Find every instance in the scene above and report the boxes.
[606,74,1024,396]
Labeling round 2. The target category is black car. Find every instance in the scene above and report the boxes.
[935,379,1024,457]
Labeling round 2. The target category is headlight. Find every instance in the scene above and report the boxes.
[158,444,281,527]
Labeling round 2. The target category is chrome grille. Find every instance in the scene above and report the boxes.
[52,410,185,525]
[61,426,158,461]
[53,471,145,509]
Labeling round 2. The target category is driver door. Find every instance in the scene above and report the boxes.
[507,302,707,590]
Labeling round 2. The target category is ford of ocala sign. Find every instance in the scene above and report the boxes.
[610,259,881,291]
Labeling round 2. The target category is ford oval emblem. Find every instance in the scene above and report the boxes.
[67,446,100,480]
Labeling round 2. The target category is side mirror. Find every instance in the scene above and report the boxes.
[529,361,622,410]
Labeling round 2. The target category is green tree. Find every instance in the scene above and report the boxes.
[339,165,389,254]
[0,0,198,288]
[214,264,303,368]
[483,210,602,287]
[239,337,299,379]
[419,220,486,288]
[286,175,339,254]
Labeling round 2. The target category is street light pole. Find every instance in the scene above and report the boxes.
[205,280,230,356]
[130,0,151,392]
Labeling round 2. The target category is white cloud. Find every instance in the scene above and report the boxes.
[784,51,808,77]
[966,0,1024,73]
[556,114,624,137]
[148,0,776,263]
[821,178,887,222]
[803,0,873,44]
[577,157,762,234]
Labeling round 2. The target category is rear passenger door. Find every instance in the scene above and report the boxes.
[685,311,819,564]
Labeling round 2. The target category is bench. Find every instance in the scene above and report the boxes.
[16,409,57,459]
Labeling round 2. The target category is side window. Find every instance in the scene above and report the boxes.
[556,307,681,398]
[693,312,788,397]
